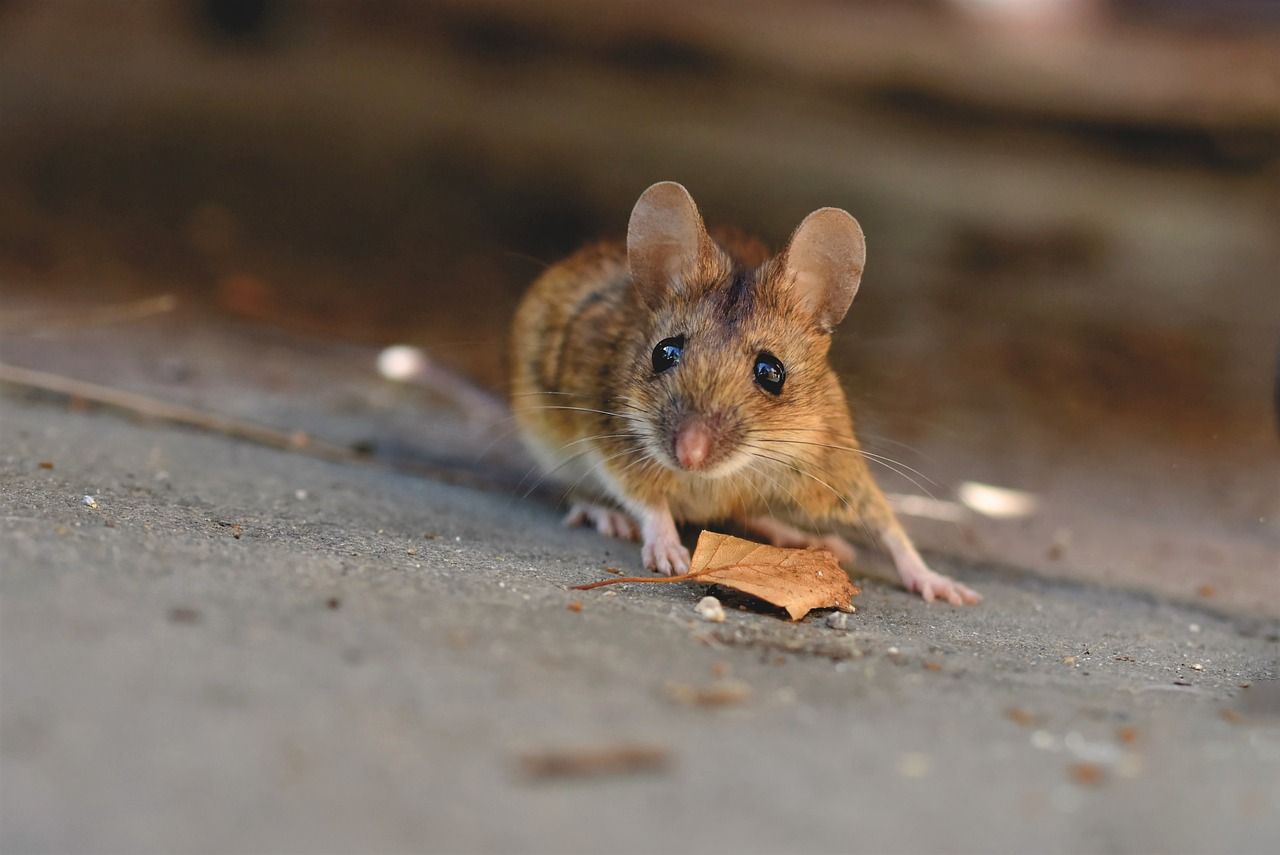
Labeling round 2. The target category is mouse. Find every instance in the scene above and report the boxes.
[510,181,980,605]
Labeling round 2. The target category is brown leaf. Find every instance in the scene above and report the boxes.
[687,532,858,621]
[573,531,859,621]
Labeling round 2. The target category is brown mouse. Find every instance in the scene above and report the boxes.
[510,181,979,605]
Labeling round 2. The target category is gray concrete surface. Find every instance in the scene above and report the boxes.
[2,391,1278,854]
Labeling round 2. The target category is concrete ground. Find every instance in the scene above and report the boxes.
[2,313,1278,854]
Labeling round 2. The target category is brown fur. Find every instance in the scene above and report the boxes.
[509,182,979,604]
[510,225,901,541]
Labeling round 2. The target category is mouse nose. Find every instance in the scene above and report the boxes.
[674,419,713,470]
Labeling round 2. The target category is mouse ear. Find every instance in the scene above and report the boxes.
[628,182,712,303]
[782,208,866,332]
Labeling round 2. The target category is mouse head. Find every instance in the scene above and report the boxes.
[624,181,865,478]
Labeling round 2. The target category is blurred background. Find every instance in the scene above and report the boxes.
[1,0,1277,608]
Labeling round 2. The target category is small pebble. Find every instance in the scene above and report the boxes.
[1031,730,1058,751]
[897,752,932,779]
[694,596,726,623]
[295,489,308,501]
[1189,663,1204,671]
[81,495,98,509]
[376,344,427,381]
[825,612,849,631]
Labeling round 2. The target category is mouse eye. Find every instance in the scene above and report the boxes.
[754,352,785,395]
[652,336,685,374]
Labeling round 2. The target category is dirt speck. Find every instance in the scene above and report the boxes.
[167,606,201,625]
[1069,763,1105,786]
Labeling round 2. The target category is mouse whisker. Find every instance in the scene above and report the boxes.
[513,404,645,424]
[613,447,659,482]
[739,461,778,520]
[742,457,799,520]
[551,432,646,453]
[764,441,933,500]
[749,423,936,463]
[740,445,852,511]
[561,445,649,502]
[513,391,649,418]
[746,433,938,492]
[518,445,603,499]
[518,431,647,499]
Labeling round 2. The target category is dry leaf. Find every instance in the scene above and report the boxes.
[573,531,859,621]
[688,532,859,620]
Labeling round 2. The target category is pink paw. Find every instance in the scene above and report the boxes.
[642,535,690,576]
[902,566,981,606]
[813,535,857,565]
[740,517,856,565]
[563,503,639,541]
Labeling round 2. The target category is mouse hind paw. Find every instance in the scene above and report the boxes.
[563,503,640,541]
[739,516,857,564]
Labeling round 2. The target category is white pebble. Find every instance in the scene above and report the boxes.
[376,344,426,381]
[81,495,98,509]
[897,752,932,778]
[825,612,850,631]
[294,489,308,501]
[1031,730,1059,751]
[694,596,726,623]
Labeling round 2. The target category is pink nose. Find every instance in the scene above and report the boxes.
[674,420,713,469]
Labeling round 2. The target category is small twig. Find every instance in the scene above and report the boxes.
[0,361,355,461]
[0,361,523,494]
[572,569,707,591]
[518,744,670,780]
[0,294,178,335]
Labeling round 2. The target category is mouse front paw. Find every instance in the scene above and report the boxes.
[899,563,982,606]
[883,528,981,606]
[642,535,691,576]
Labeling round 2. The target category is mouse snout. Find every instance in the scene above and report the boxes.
[674,419,713,470]
[672,407,740,471]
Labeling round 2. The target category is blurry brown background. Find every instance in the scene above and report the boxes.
[1,0,1277,609]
